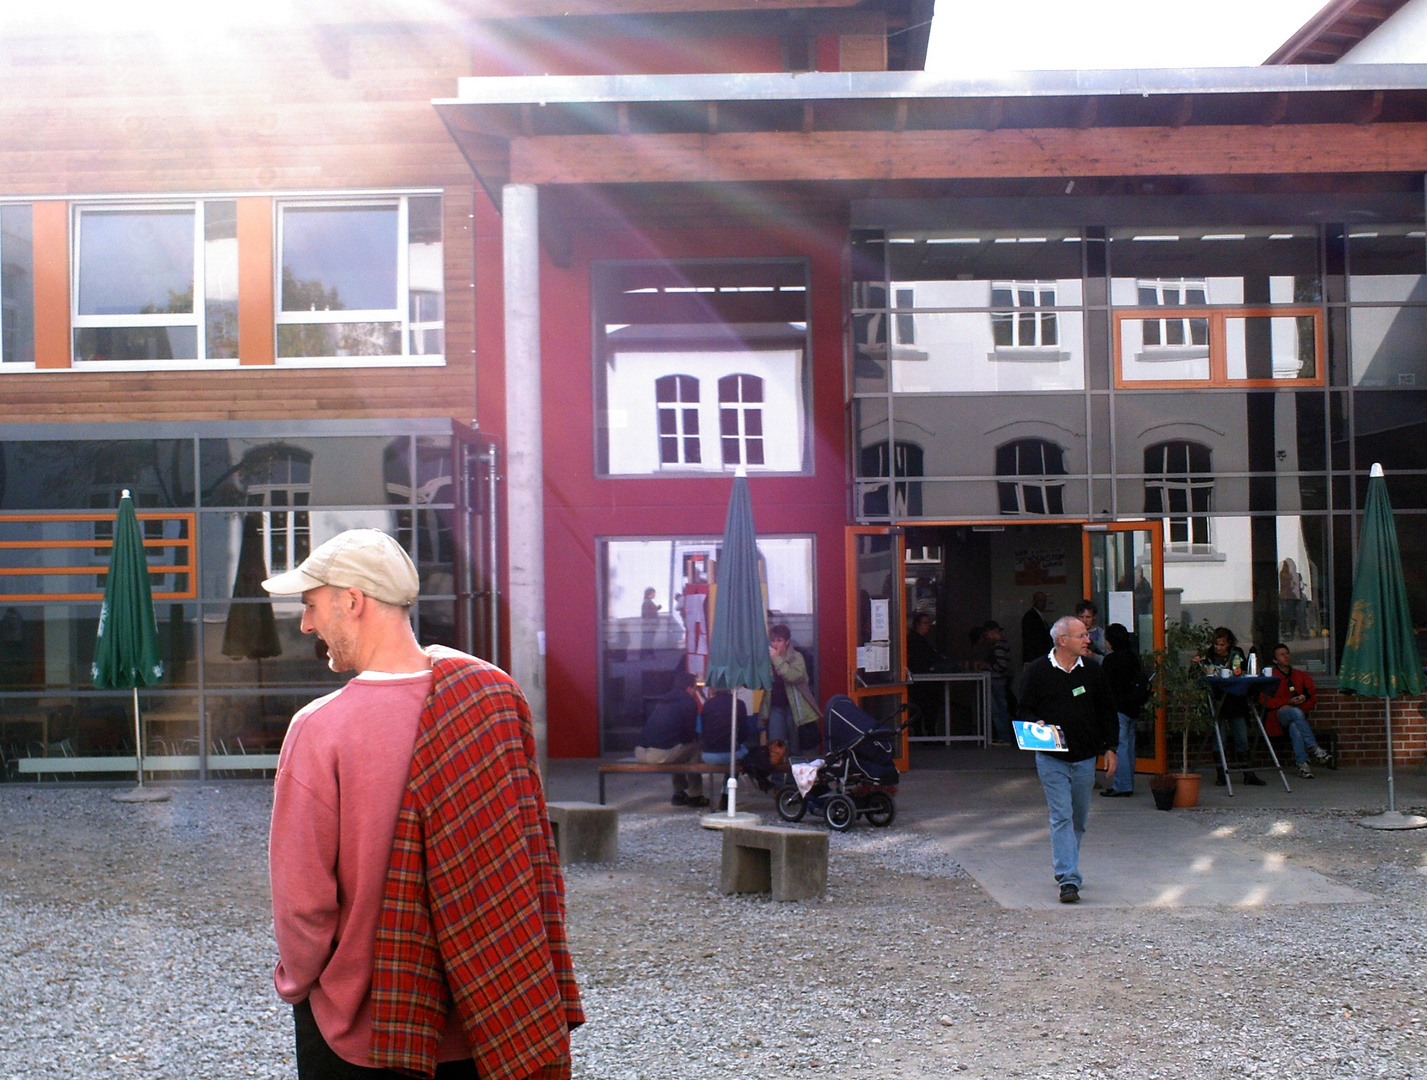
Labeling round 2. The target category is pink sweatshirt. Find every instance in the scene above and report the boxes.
[269,672,472,1067]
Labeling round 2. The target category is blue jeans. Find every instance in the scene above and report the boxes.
[1035,752,1096,889]
[1278,706,1319,764]
[701,747,747,767]
[990,679,1012,743]
[766,706,792,749]
[1111,712,1137,792]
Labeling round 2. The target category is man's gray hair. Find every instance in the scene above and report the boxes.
[1049,615,1081,646]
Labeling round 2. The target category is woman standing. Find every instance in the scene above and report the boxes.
[1100,623,1148,797]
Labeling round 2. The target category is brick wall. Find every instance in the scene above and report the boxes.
[1310,688,1427,766]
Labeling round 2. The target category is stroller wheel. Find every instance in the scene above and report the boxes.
[775,784,807,823]
[824,793,856,832]
[865,790,896,828]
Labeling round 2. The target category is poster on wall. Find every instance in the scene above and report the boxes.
[1013,546,1068,587]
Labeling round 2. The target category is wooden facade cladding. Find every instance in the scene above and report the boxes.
[30,202,69,371]
[509,121,1427,185]
[237,198,276,367]
[0,26,483,425]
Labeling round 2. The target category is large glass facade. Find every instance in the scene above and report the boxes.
[598,535,816,753]
[0,422,460,782]
[852,211,1427,677]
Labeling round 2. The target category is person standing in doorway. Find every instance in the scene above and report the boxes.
[1021,592,1053,664]
[1100,623,1149,797]
[1017,615,1118,904]
[1075,599,1107,663]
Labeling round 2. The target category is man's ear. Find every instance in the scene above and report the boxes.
[342,587,367,615]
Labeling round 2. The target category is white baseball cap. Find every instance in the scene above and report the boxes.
[261,529,419,607]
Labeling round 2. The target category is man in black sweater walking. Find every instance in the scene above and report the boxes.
[1017,615,1118,904]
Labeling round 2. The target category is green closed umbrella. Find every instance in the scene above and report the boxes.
[1337,464,1425,830]
[704,468,772,816]
[93,490,169,802]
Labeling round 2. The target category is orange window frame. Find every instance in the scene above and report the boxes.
[1112,306,1325,390]
[0,512,198,602]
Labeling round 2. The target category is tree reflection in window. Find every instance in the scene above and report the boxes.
[996,438,1066,515]
[656,374,701,465]
[1144,440,1213,552]
[718,373,764,467]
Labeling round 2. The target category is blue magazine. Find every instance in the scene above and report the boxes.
[1012,720,1068,752]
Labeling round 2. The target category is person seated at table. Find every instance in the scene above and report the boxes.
[699,689,756,767]
[1260,642,1332,779]
[1195,627,1264,787]
[634,671,708,807]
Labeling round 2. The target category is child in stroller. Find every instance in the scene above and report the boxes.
[774,695,912,831]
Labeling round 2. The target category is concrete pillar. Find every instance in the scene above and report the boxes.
[503,183,547,775]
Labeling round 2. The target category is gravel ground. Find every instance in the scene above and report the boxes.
[1,784,1425,1079]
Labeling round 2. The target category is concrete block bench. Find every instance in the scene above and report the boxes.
[720,824,828,902]
[596,760,731,805]
[546,801,618,864]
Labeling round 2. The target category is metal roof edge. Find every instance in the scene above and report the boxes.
[440,64,1427,106]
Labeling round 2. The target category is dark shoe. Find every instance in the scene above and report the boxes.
[1242,771,1267,786]
[1059,883,1080,904]
[670,791,690,806]
[1100,788,1133,798]
[1215,768,1227,787]
[686,795,710,808]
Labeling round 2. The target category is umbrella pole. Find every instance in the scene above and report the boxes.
[726,686,740,817]
[1386,698,1396,814]
[133,686,144,787]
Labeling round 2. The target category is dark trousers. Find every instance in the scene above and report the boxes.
[294,999,478,1080]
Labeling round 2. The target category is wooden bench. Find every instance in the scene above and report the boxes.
[720,824,828,902]
[596,760,732,805]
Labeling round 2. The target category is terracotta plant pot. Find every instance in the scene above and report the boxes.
[1172,772,1201,809]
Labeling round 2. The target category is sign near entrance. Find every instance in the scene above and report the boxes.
[1012,545,1067,587]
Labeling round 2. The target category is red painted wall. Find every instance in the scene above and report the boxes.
[476,205,850,758]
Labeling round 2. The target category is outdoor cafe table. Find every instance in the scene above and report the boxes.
[1200,674,1291,795]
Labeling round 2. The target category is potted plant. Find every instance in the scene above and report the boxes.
[1144,618,1217,808]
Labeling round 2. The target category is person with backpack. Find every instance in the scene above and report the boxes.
[1099,622,1149,797]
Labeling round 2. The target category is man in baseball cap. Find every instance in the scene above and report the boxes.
[262,529,584,1075]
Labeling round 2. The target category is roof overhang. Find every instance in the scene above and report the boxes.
[434,65,1427,207]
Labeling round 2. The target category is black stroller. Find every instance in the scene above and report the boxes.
[774,694,912,832]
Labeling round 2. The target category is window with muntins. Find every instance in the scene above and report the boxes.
[239,446,313,573]
[718,373,764,466]
[1144,441,1213,553]
[996,438,1066,515]
[656,374,701,465]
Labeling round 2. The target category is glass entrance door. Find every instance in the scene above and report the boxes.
[1082,521,1165,773]
[846,526,909,767]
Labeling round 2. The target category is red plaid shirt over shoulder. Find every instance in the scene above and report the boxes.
[370,649,584,1080]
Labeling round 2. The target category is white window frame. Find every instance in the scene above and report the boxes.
[1137,278,1210,351]
[996,438,1067,516]
[991,280,1060,349]
[71,201,214,368]
[656,374,702,467]
[718,372,765,468]
[274,195,443,367]
[1145,441,1215,556]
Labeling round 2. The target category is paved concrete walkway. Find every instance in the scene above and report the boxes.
[908,771,1374,909]
[546,751,1426,911]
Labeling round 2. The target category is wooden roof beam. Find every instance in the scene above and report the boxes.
[508,122,1427,185]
